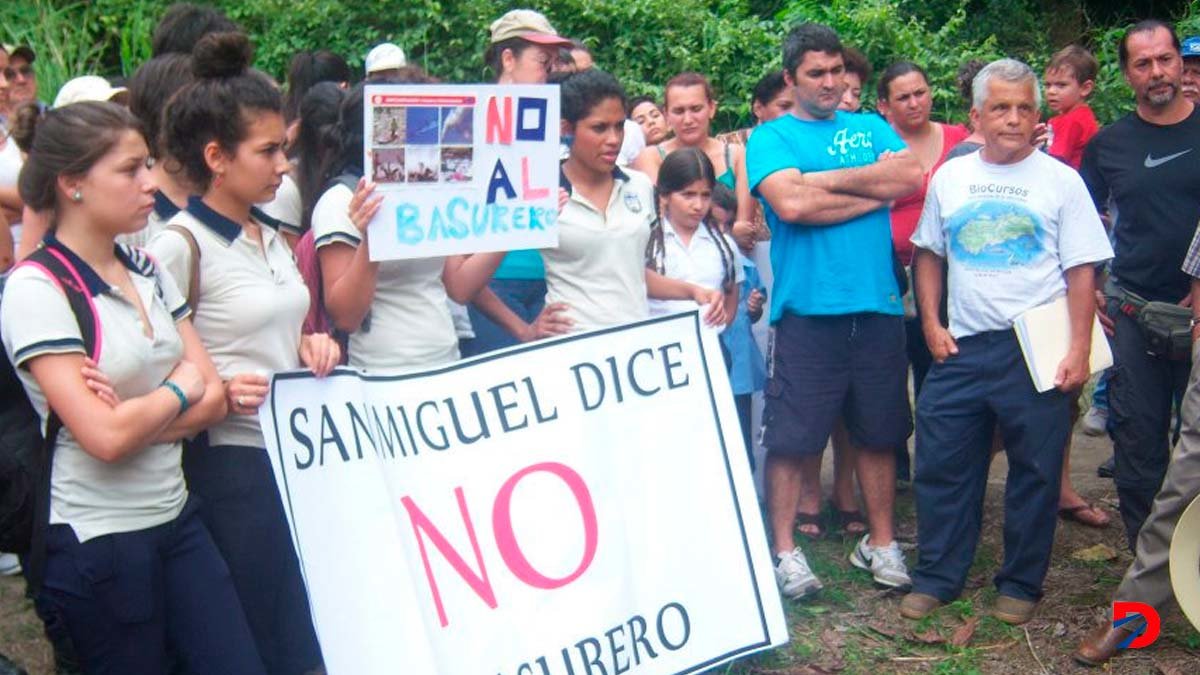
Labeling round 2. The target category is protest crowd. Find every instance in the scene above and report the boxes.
[3,2,1200,672]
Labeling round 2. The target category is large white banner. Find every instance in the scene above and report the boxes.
[261,313,788,674]
[363,84,560,261]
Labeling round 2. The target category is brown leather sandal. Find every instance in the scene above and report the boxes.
[829,500,867,537]
[794,512,825,540]
[1058,504,1110,529]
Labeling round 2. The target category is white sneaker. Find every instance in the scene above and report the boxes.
[1081,406,1108,436]
[775,547,822,599]
[850,534,911,588]
[0,552,21,576]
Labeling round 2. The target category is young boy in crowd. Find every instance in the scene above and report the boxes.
[712,184,767,470]
[1044,45,1100,169]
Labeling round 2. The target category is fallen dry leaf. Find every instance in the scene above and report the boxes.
[820,628,846,650]
[1072,543,1118,562]
[1052,622,1067,638]
[912,628,945,644]
[950,617,980,646]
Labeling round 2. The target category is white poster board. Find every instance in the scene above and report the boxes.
[363,84,560,261]
[261,313,788,674]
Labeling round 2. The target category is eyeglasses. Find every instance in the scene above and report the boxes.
[2,65,35,81]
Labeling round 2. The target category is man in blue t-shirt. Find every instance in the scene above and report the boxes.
[747,22,923,600]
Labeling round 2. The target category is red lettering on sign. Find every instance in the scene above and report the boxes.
[486,96,513,145]
[401,489,497,628]
[493,462,598,589]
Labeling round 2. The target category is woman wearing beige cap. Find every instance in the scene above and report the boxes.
[462,9,575,357]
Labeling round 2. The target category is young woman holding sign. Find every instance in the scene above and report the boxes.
[147,32,338,675]
[531,69,726,337]
[1,101,263,674]
[460,9,575,354]
[311,77,510,373]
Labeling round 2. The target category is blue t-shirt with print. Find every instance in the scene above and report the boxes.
[747,111,906,322]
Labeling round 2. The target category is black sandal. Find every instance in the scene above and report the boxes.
[829,500,867,537]
[794,512,825,540]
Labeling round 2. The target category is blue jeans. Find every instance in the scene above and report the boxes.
[911,330,1070,602]
[37,498,265,675]
[460,278,547,357]
[183,440,322,675]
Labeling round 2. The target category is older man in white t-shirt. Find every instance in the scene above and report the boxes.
[900,59,1113,625]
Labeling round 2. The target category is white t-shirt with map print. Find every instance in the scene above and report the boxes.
[911,150,1112,339]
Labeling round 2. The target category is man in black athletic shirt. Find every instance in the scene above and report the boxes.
[1079,19,1199,550]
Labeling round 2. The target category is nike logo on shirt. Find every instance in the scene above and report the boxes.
[1144,149,1193,168]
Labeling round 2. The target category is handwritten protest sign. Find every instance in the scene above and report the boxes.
[261,313,788,674]
[363,84,560,261]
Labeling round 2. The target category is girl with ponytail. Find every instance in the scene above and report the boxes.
[148,31,332,675]
[2,101,263,673]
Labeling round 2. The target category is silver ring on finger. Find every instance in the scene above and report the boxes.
[237,395,245,407]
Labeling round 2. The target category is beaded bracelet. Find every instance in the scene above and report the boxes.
[161,380,190,414]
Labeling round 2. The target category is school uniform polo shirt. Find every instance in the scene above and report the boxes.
[1,239,191,542]
[542,166,656,332]
[149,197,309,449]
[310,183,458,373]
[646,217,742,317]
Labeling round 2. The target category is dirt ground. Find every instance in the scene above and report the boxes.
[1,423,1196,674]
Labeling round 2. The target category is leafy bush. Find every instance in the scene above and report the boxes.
[2,0,1198,130]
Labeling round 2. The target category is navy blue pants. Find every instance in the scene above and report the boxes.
[183,441,322,675]
[460,278,546,356]
[911,330,1070,602]
[36,498,265,675]
[1105,303,1191,549]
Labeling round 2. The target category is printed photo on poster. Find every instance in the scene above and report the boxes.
[405,146,439,183]
[371,149,405,184]
[441,106,473,144]
[372,107,405,146]
[440,147,472,183]
[405,106,440,145]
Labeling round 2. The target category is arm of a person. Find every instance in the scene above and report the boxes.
[722,284,739,327]
[442,252,507,304]
[153,319,226,442]
[1065,264,1095,352]
[29,353,186,463]
[473,286,534,342]
[0,217,12,273]
[0,185,20,212]
[756,168,886,225]
[319,242,380,333]
[631,147,663,185]
[730,145,755,225]
[645,269,726,325]
[914,247,958,362]
[1192,278,1200,342]
[1056,263,1096,391]
[16,207,50,261]
[802,149,923,201]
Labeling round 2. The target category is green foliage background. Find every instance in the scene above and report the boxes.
[2,0,1199,129]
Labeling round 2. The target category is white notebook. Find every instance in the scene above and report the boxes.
[1013,295,1113,393]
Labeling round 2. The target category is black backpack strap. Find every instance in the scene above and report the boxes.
[21,244,99,594]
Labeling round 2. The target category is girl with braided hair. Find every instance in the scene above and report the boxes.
[645,147,740,326]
